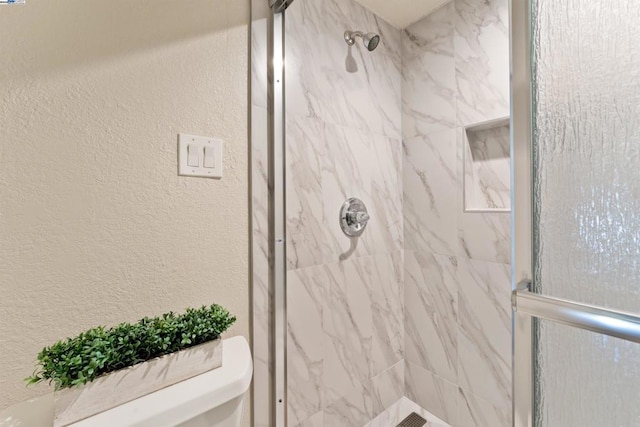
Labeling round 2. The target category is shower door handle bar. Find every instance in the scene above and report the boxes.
[512,281,640,343]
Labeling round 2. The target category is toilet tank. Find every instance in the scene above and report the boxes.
[73,336,252,427]
[0,337,252,427]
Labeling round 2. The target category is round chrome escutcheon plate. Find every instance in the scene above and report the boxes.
[340,198,370,237]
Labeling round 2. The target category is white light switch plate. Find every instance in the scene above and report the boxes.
[178,134,223,178]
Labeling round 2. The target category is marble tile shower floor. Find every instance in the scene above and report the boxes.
[365,397,450,427]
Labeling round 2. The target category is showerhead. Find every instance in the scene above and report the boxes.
[344,30,381,52]
[363,32,380,51]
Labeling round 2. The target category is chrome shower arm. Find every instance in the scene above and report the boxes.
[344,30,364,46]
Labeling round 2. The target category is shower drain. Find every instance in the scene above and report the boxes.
[396,412,427,427]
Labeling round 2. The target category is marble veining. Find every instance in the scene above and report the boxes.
[402,3,456,138]
[403,130,459,257]
[305,360,406,427]
[457,388,512,427]
[404,251,458,383]
[454,0,510,125]
[250,17,268,109]
[361,41,403,140]
[286,115,327,270]
[458,123,510,265]
[287,266,327,425]
[321,123,376,262]
[401,1,512,426]
[286,116,403,268]
[253,0,512,424]
[296,410,324,427]
[280,0,404,423]
[323,379,375,427]
[323,259,374,405]
[457,258,512,411]
[370,361,405,415]
[405,361,459,425]
[464,123,511,211]
[365,254,404,376]
[285,0,402,139]
[457,209,511,264]
[286,251,404,426]
[250,101,272,427]
[402,3,455,61]
[368,135,404,256]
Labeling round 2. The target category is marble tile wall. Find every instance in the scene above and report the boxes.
[402,1,512,427]
[463,123,511,211]
[253,0,512,425]
[283,0,404,425]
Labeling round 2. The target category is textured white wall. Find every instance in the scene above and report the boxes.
[0,0,250,412]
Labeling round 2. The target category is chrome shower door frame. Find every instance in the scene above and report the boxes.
[270,0,293,13]
[510,0,534,425]
[267,2,288,426]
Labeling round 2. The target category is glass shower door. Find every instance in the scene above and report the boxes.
[511,0,640,426]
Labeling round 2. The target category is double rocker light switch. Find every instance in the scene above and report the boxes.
[204,146,216,168]
[187,145,200,167]
[178,134,223,178]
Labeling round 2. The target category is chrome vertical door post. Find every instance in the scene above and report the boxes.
[510,0,534,426]
[268,3,288,426]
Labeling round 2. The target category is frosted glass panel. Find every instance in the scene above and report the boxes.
[535,321,640,426]
[532,0,640,425]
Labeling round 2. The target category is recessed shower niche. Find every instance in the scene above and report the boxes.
[463,117,511,212]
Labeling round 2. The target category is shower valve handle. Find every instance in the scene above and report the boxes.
[346,210,370,226]
[340,198,370,237]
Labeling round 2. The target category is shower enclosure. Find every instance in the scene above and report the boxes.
[256,0,408,423]
[253,0,512,425]
[252,0,640,425]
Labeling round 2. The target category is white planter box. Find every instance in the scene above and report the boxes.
[53,338,223,427]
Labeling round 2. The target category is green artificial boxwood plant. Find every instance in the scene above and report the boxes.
[26,304,236,390]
